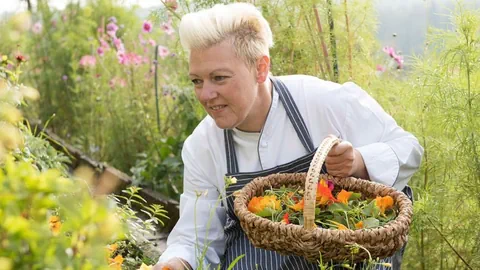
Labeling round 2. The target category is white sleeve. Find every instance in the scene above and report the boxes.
[157,136,226,269]
[340,82,424,190]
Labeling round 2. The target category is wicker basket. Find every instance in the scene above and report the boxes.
[233,135,413,262]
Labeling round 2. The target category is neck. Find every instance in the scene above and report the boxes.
[236,79,273,132]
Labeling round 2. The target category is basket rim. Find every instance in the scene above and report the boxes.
[234,172,413,237]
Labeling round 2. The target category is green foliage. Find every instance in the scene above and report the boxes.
[0,156,125,269]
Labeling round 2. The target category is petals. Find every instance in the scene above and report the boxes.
[375,195,394,215]
[337,189,353,205]
[288,198,304,212]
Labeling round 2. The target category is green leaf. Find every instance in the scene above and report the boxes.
[362,217,380,229]
[349,192,362,200]
[327,202,352,212]
[362,200,380,217]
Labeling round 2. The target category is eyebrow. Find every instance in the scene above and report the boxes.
[189,68,234,77]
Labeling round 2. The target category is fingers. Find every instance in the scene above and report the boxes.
[327,141,352,156]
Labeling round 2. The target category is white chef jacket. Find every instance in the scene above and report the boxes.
[157,75,424,269]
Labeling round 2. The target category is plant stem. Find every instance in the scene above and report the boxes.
[343,0,353,79]
[426,216,473,270]
[326,0,338,82]
[313,5,333,80]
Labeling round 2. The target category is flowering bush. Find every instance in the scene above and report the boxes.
[247,179,397,230]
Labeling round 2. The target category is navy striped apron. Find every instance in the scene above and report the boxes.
[221,77,409,270]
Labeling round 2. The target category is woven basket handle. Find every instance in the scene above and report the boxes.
[303,135,341,230]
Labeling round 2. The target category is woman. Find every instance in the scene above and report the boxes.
[154,3,423,270]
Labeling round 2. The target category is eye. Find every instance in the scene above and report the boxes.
[191,79,202,85]
[213,76,228,82]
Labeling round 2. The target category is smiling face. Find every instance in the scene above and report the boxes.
[189,40,270,131]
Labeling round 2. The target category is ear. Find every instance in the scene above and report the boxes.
[256,55,270,83]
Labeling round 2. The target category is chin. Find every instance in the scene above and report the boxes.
[214,119,236,130]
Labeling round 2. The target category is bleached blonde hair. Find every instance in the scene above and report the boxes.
[179,2,274,67]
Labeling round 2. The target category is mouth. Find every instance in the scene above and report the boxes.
[209,105,227,111]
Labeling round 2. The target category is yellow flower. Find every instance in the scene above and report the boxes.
[337,189,353,205]
[375,196,394,215]
[108,255,124,269]
[137,263,153,270]
[49,216,62,235]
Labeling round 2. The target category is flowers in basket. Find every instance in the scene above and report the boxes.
[247,179,396,230]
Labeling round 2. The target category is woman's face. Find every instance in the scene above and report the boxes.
[188,40,262,130]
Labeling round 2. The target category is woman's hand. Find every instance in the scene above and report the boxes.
[153,258,192,270]
[325,140,369,179]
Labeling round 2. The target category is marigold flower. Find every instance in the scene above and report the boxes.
[49,216,62,235]
[337,189,353,205]
[375,195,394,215]
[108,255,123,269]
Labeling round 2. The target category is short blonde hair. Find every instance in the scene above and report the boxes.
[179,2,274,67]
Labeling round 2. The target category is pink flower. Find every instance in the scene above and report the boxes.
[143,20,153,33]
[113,38,124,52]
[118,52,143,66]
[394,55,404,69]
[97,47,104,56]
[99,39,110,50]
[383,46,397,58]
[32,22,42,34]
[106,22,119,37]
[62,75,68,81]
[158,46,170,59]
[161,21,175,35]
[79,55,96,68]
[376,65,386,72]
[148,39,156,47]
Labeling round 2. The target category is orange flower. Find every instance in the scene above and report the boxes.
[248,196,263,213]
[109,254,124,269]
[355,221,364,229]
[316,184,337,205]
[375,195,394,215]
[247,195,281,215]
[281,212,290,224]
[49,216,62,235]
[288,198,304,212]
[337,189,353,205]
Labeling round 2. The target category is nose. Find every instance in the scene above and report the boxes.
[198,81,218,103]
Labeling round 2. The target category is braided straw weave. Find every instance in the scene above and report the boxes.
[234,135,413,262]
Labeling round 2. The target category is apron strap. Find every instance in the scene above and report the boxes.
[225,76,315,174]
